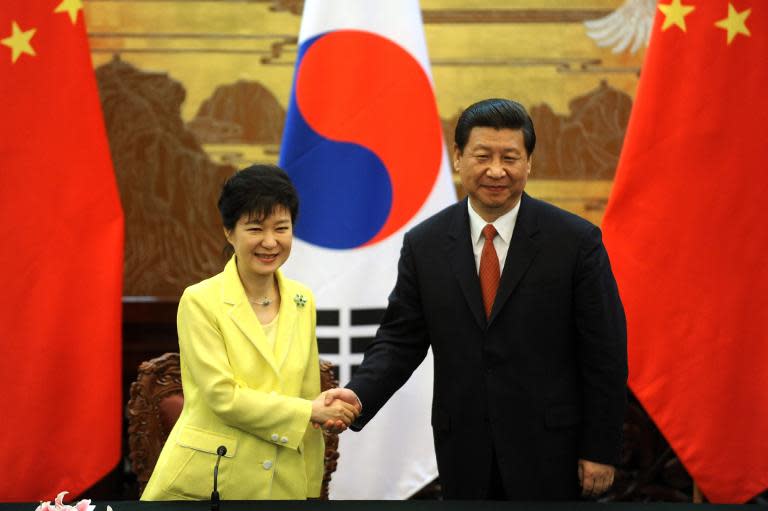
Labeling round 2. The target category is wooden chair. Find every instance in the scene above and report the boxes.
[127,352,340,499]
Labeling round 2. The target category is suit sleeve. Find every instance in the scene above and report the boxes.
[177,288,313,451]
[299,292,324,498]
[573,225,628,465]
[347,231,431,430]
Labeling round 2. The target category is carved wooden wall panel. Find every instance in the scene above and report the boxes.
[96,58,234,296]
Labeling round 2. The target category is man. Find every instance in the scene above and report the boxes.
[327,98,627,499]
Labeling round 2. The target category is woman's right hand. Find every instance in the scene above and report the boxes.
[310,392,359,429]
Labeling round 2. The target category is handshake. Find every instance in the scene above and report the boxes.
[310,388,362,433]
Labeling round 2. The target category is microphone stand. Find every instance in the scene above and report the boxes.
[211,445,227,511]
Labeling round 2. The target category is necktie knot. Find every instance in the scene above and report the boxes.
[482,224,497,242]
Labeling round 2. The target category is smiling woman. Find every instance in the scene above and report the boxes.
[219,169,297,324]
[140,164,361,500]
[225,208,294,314]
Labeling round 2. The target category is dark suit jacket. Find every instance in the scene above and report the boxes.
[347,193,627,500]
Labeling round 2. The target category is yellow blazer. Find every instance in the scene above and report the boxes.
[142,257,324,500]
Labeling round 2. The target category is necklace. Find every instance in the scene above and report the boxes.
[248,296,273,307]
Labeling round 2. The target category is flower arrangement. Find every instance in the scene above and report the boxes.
[35,492,112,511]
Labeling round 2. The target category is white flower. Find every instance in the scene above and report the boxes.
[35,491,91,511]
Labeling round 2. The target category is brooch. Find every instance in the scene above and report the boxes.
[294,294,307,308]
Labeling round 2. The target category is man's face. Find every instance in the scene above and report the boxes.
[454,127,531,222]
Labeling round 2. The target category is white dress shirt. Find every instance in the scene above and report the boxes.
[467,198,521,275]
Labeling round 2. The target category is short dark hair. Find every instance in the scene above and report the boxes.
[217,164,299,231]
[454,98,536,156]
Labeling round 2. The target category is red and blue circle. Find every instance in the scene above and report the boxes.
[280,30,443,249]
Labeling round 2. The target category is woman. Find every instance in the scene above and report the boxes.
[142,164,358,500]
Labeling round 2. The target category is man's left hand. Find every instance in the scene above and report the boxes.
[578,458,615,497]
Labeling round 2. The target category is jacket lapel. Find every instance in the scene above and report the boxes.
[447,199,487,330]
[273,270,298,372]
[489,192,540,325]
[221,257,281,377]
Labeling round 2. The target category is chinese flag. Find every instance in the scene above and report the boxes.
[0,1,123,502]
[602,1,768,503]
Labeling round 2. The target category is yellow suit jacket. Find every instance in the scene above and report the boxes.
[142,257,324,500]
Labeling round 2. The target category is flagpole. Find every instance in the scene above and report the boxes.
[693,483,704,503]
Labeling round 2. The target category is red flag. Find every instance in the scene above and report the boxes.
[0,1,123,501]
[602,1,768,503]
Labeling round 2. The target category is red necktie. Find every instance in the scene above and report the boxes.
[479,224,500,318]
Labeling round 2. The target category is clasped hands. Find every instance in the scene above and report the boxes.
[310,388,361,433]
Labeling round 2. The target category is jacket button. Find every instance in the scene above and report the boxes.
[262,460,273,470]
[280,436,289,444]
[271,433,279,442]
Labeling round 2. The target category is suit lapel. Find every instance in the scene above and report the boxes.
[447,199,487,330]
[221,258,281,377]
[273,271,298,372]
[489,192,540,325]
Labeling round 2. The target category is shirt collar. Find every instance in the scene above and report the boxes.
[467,197,520,245]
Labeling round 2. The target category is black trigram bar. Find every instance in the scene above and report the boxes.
[317,309,340,326]
[350,308,386,326]
[318,337,340,354]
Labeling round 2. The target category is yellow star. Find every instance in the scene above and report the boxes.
[54,0,84,25]
[658,0,696,32]
[1,21,36,64]
[715,3,752,45]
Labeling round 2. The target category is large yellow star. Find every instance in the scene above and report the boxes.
[1,21,36,64]
[715,3,752,45]
[54,0,84,25]
[658,0,696,32]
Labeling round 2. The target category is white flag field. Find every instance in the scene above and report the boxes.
[279,0,455,499]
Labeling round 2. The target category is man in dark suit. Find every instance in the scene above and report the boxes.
[326,98,627,500]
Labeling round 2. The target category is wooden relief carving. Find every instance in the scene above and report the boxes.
[530,81,632,180]
[188,81,285,145]
[95,57,234,297]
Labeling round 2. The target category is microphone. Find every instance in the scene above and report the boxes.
[211,445,227,511]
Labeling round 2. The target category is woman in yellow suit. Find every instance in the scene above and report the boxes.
[142,165,359,500]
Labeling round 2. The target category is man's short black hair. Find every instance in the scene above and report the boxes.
[454,98,536,156]
[217,164,299,231]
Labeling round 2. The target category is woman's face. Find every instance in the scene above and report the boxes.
[225,206,293,280]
